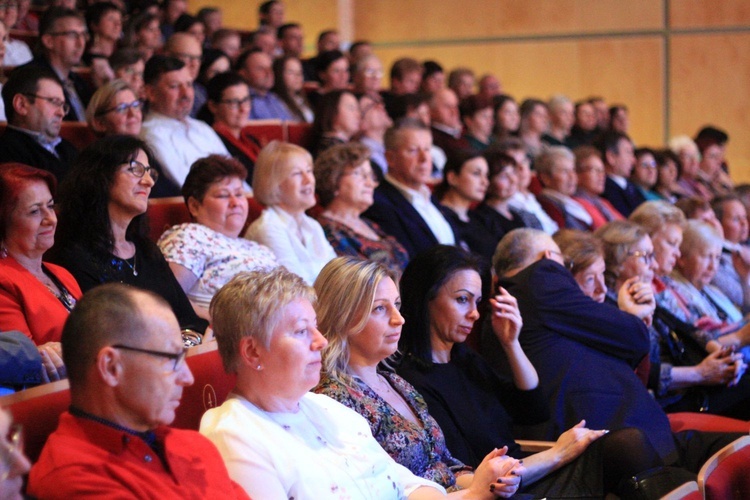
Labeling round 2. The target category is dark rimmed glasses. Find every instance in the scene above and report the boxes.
[112,344,188,371]
[123,159,159,183]
[96,99,143,116]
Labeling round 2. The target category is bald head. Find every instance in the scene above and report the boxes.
[430,88,460,129]
[493,228,563,277]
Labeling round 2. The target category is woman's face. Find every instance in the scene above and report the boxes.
[334,160,377,213]
[114,60,145,98]
[678,144,700,179]
[576,154,606,195]
[321,57,349,91]
[96,89,142,136]
[464,107,494,142]
[544,157,577,196]
[618,235,656,285]
[261,298,328,399]
[678,241,722,290]
[191,176,248,238]
[573,256,607,303]
[5,180,56,257]
[632,153,658,189]
[212,84,251,131]
[277,154,316,214]
[139,19,163,49]
[657,158,678,188]
[496,100,519,133]
[526,104,549,134]
[651,223,682,276]
[349,277,404,365]
[96,9,123,41]
[428,269,482,351]
[720,200,749,244]
[448,157,489,203]
[332,93,360,138]
[700,144,724,177]
[108,149,155,219]
[489,164,517,201]
[282,58,304,93]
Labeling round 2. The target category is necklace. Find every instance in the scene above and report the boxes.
[122,253,138,276]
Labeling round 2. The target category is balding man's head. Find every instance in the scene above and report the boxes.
[493,228,564,277]
[430,88,460,129]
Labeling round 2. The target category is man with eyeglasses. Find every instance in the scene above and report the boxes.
[20,7,93,121]
[235,47,293,121]
[163,32,205,117]
[27,284,249,499]
[0,65,78,180]
[140,55,230,187]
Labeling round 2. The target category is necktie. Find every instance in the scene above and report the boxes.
[63,78,86,121]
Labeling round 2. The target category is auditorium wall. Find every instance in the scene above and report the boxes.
[189,0,750,182]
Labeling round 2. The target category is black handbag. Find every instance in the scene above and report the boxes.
[618,466,697,500]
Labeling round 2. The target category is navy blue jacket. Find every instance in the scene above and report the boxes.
[603,176,645,217]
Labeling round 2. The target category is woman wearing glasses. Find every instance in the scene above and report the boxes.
[86,80,143,137]
[51,135,209,340]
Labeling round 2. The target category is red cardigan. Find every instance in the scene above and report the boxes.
[0,256,82,345]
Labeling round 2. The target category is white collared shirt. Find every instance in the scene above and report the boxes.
[385,175,456,245]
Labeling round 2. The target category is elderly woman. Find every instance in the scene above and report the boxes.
[314,143,408,274]
[272,55,314,123]
[245,141,336,285]
[553,229,607,303]
[536,147,593,231]
[86,80,143,137]
[51,135,208,340]
[597,218,750,418]
[313,257,522,495]
[158,155,277,320]
[572,146,624,229]
[669,135,712,201]
[0,164,77,382]
[396,245,661,498]
[310,90,360,158]
[711,195,750,313]
[200,267,516,499]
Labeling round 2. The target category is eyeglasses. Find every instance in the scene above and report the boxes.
[638,160,657,169]
[48,30,90,42]
[112,344,188,371]
[96,99,143,116]
[22,93,70,114]
[343,167,378,184]
[218,95,251,108]
[124,159,159,183]
[174,52,202,63]
[0,424,24,482]
[628,250,655,265]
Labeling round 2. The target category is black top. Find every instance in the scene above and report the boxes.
[396,344,548,467]
[50,240,208,333]
[0,127,77,181]
[21,57,94,122]
[438,205,499,263]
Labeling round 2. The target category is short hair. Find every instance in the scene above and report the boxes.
[0,164,57,243]
[348,40,370,57]
[144,55,185,86]
[164,31,201,55]
[1,65,61,124]
[668,135,698,157]
[459,94,492,120]
[258,0,279,17]
[234,47,263,72]
[694,126,729,153]
[390,57,422,83]
[629,201,686,236]
[85,2,120,32]
[210,267,316,373]
[492,228,550,277]
[711,194,743,222]
[206,71,247,103]
[548,94,572,113]
[182,155,247,205]
[277,22,300,39]
[314,257,396,386]
[675,196,711,219]
[573,145,602,172]
[493,135,525,154]
[174,14,202,34]
[314,142,371,207]
[316,49,346,76]
[62,284,165,387]
[435,150,484,200]
[39,7,81,37]
[389,93,429,121]
[252,141,313,206]
[655,148,682,178]
[447,67,474,89]
[398,245,481,366]
[383,117,429,152]
[534,146,574,178]
[553,229,603,276]
[85,79,136,133]
[211,28,239,46]
[680,220,722,256]
[634,147,656,161]
[519,98,546,120]
[109,48,145,72]
[422,60,443,79]
[594,220,649,288]
[197,7,220,22]
[594,130,631,159]
[483,149,516,199]
[317,29,337,45]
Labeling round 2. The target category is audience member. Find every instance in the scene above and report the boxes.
[420,60,445,96]
[477,73,501,101]
[109,48,146,98]
[86,79,142,137]
[236,48,294,121]
[83,2,122,65]
[163,32,205,116]
[272,55,313,122]
[536,146,592,230]
[0,20,8,121]
[447,67,475,100]
[196,48,231,101]
[553,228,607,303]
[197,6,222,43]
[0,65,78,180]
[492,94,520,141]
[567,100,599,148]
[459,94,494,152]
[669,135,712,200]
[302,29,340,81]
[364,119,457,257]
[572,145,624,229]
[27,284,249,498]
[631,147,661,201]
[124,12,162,61]
[308,49,349,107]
[310,89,359,158]
[596,130,644,217]
[3,1,33,66]
[52,135,208,336]
[277,22,304,58]
[589,96,609,130]
[609,104,629,134]
[244,141,336,284]
[429,88,469,158]
[258,0,284,29]
[518,98,548,159]
[159,0,187,39]
[695,130,733,197]
[382,57,423,118]
[357,92,392,177]
[174,13,206,46]
[0,407,31,496]
[711,195,750,312]
[249,25,276,57]
[653,149,685,202]
[352,53,384,97]
[211,28,241,63]
[158,155,277,319]
[542,95,573,148]
[140,56,229,187]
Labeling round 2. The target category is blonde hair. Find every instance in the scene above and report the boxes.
[668,135,699,157]
[252,141,313,206]
[594,220,648,288]
[629,200,686,237]
[680,219,722,258]
[314,256,396,387]
[209,267,316,374]
[85,79,136,135]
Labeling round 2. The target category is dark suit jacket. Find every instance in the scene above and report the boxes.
[363,179,458,259]
[430,126,470,159]
[603,176,645,217]
[494,259,677,462]
[21,57,94,122]
[0,127,77,181]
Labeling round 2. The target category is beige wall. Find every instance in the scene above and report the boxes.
[190,0,750,182]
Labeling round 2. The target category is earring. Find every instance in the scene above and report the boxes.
[256,364,262,371]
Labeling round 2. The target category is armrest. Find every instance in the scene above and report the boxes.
[515,439,554,452]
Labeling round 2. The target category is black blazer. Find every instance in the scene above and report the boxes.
[603,176,645,217]
[0,127,77,181]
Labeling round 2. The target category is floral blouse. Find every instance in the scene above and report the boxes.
[158,223,278,310]
[315,370,470,491]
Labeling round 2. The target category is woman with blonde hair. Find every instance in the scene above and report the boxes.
[85,80,143,137]
[244,141,336,284]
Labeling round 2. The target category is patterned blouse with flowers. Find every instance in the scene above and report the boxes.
[315,370,470,491]
[158,223,278,310]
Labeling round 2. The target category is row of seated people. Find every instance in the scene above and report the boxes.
[2,249,750,498]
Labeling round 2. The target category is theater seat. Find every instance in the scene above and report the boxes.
[171,342,236,431]
[241,120,284,147]
[59,122,97,151]
[661,481,701,500]
[285,122,314,150]
[667,412,750,434]
[147,196,190,242]
[697,435,750,499]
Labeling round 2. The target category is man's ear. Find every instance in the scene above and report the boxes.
[96,347,123,388]
[40,33,55,53]
[12,93,30,117]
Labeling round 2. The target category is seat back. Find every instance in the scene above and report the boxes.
[241,120,284,147]
[171,342,236,431]
[0,380,71,463]
[667,412,750,434]
[285,122,314,149]
[59,122,98,151]
[662,481,701,500]
[698,435,750,499]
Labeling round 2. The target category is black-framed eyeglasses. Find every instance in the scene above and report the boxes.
[48,30,90,42]
[628,250,655,265]
[218,95,251,109]
[22,93,70,114]
[0,424,24,482]
[96,99,143,116]
[124,159,159,183]
[112,344,188,371]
